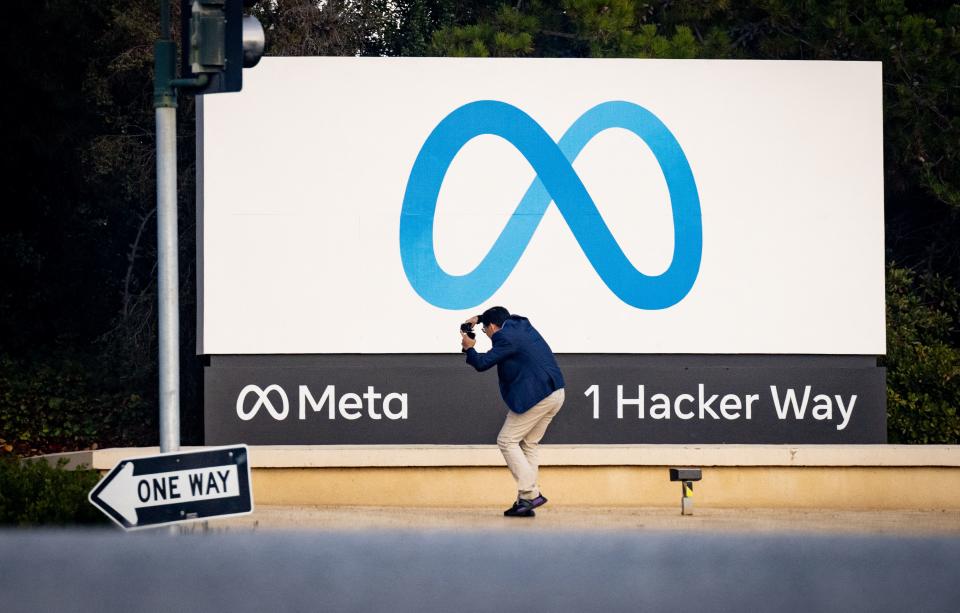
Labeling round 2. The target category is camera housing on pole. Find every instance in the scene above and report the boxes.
[180,0,265,95]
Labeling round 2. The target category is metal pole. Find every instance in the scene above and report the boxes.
[156,107,180,453]
[156,0,179,453]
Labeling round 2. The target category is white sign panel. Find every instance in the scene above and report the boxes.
[198,57,884,355]
[88,445,253,530]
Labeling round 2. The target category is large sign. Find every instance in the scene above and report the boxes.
[197,58,884,355]
[198,58,886,444]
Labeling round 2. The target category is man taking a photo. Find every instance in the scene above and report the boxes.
[461,306,565,517]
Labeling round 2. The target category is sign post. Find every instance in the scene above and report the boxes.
[89,445,253,531]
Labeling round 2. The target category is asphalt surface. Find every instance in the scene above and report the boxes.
[3,529,959,612]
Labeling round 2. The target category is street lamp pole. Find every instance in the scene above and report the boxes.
[152,0,264,454]
[155,0,181,454]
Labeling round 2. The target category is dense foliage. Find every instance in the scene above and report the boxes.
[0,355,152,456]
[885,266,960,443]
[1,0,957,453]
[0,458,108,525]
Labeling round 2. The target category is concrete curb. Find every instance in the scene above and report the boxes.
[40,444,960,470]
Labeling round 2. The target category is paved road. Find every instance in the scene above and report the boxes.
[3,529,959,612]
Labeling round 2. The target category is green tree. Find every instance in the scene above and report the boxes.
[432,5,540,56]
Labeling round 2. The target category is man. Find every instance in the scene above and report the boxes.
[461,306,565,517]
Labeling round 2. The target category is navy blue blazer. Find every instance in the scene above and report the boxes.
[465,315,565,413]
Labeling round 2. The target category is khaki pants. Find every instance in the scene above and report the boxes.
[496,388,565,500]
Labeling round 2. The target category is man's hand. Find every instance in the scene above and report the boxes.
[461,331,476,351]
[464,315,479,326]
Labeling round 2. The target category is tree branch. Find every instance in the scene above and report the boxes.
[123,208,156,319]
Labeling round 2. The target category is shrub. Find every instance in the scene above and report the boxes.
[884,266,960,443]
[0,457,108,525]
[0,353,156,457]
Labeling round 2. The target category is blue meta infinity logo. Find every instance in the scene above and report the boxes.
[398,100,702,310]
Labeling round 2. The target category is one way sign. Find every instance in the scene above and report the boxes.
[89,445,253,530]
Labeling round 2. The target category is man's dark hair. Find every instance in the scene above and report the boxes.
[479,306,510,328]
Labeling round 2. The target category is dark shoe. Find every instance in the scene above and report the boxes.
[503,499,536,517]
[526,494,548,509]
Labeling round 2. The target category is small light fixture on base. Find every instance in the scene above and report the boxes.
[669,467,702,515]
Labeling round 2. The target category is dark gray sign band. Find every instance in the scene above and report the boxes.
[204,355,886,445]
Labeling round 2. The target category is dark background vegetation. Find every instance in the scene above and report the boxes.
[1,0,957,457]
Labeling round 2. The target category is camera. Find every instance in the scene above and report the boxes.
[460,322,476,339]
